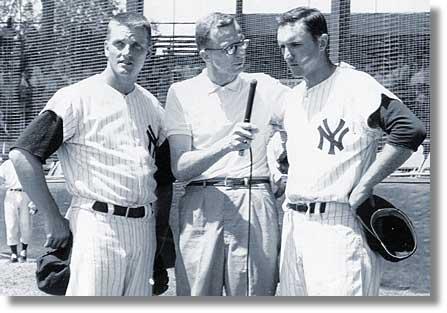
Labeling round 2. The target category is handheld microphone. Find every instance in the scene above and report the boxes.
[239,79,257,156]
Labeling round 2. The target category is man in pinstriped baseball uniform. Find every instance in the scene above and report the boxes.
[274,7,426,296]
[9,13,165,296]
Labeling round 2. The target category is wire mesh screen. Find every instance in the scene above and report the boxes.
[343,11,430,156]
[0,0,430,162]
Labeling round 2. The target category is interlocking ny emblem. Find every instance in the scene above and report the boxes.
[146,125,158,158]
[317,118,349,155]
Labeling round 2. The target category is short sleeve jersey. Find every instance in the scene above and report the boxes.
[281,65,399,204]
[164,69,289,180]
[41,74,166,208]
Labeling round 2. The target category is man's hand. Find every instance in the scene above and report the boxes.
[348,184,373,214]
[223,122,258,152]
[44,214,71,249]
[272,174,287,198]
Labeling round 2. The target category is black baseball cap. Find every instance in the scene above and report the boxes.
[356,195,417,262]
[35,234,72,295]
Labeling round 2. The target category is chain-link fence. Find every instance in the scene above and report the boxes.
[0,0,430,162]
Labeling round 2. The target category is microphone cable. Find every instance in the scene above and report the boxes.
[246,146,253,296]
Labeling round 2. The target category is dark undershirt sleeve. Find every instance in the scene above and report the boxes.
[367,94,426,151]
[154,139,176,187]
[10,110,63,163]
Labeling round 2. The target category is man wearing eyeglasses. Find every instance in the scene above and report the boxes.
[164,12,289,296]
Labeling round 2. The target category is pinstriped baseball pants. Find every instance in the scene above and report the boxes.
[65,205,156,296]
[279,202,384,296]
[171,184,280,296]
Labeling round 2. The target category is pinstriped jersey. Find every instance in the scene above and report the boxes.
[279,65,398,204]
[42,74,166,208]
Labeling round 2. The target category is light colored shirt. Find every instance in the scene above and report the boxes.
[165,69,289,180]
[277,65,398,204]
[42,74,166,209]
[0,159,23,190]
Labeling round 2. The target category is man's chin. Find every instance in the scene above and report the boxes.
[117,69,136,77]
[233,64,245,74]
[288,67,303,78]
[114,71,138,83]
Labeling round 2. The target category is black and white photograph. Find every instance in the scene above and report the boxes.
[0,0,438,303]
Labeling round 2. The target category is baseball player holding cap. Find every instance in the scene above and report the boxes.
[274,7,426,296]
[9,13,166,296]
[165,12,289,296]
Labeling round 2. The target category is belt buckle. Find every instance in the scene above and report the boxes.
[224,177,234,187]
[289,202,308,213]
[297,203,309,212]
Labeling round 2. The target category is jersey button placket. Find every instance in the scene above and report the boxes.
[125,94,142,203]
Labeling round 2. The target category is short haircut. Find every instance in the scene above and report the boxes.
[277,7,328,42]
[195,12,236,50]
[107,12,152,46]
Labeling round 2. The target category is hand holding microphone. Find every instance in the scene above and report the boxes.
[239,79,257,156]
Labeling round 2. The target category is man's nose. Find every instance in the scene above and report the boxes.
[283,47,293,62]
[122,44,131,56]
[239,42,249,53]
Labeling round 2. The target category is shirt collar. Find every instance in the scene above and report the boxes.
[200,69,243,94]
[96,74,138,97]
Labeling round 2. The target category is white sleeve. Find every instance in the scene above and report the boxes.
[350,70,400,123]
[164,84,192,137]
[41,87,78,143]
[256,74,291,127]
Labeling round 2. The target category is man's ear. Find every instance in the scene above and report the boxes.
[199,49,210,62]
[145,44,153,59]
[319,33,329,52]
[104,40,109,58]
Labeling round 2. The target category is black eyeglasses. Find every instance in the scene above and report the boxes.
[205,39,250,55]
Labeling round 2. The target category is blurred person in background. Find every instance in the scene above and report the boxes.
[0,158,35,263]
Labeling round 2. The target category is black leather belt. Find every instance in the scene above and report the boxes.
[92,201,146,218]
[9,188,23,192]
[287,202,326,214]
[188,177,270,187]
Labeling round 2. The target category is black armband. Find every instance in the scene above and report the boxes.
[368,94,427,151]
[10,110,63,163]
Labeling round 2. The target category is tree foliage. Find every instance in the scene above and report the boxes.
[1,0,42,24]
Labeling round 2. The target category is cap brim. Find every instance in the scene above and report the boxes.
[357,195,417,261]
[370,208,417,260]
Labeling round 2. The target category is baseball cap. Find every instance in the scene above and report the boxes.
[356,195,417,262]
[35,234,72,295]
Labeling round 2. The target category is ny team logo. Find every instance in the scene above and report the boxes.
[317,118,349,155]
[146,125,158,158]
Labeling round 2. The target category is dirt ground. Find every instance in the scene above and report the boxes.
[0,257,429,297]
[0,177,431,297]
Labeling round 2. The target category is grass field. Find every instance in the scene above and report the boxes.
[0,178,431,296]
